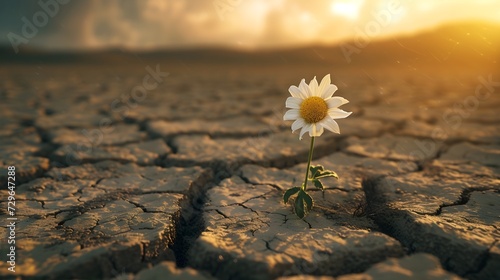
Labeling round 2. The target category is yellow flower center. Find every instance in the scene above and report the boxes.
[300,96,328,123]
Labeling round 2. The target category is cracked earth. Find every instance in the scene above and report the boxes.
[0,64,499,280]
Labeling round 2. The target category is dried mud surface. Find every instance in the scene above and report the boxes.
[0,64,499,279]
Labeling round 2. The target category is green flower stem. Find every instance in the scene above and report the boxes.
[302,136,315,191]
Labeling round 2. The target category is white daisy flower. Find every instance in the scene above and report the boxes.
[283,74,352,140]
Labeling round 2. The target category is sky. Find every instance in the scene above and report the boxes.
[1,0,500,51]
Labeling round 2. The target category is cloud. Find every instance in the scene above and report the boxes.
[0,0,499,50]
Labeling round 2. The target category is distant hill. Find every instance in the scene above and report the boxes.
[330,21,500,67]
[1,21,498,69]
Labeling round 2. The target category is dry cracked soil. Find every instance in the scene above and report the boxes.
[0,62,499,280]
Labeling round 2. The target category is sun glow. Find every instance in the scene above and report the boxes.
[4,0,500,50]
[330,0,364,20]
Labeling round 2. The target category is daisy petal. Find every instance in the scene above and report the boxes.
[285,97,302,109]
[291,118,306,132]
[328,108,352,119]
[288,85,304,98]
[310,123,324,137]
[321,117,340,134]
[318,125,324,136]
[283,109,300,120]
[299,123,312,140]
[327,96,349,108]
[309,76,318,96]
[318,74,330,89]
[318,74,331,98]
[321,84,338,99]
[299,79,312,98]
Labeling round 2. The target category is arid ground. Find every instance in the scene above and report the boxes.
[0,24,499,279]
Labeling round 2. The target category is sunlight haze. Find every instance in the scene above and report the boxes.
[1,0,499,50]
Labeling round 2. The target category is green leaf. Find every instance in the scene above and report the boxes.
[298,190,314,212]
[315,170,339,179]
[309,165,324,179]
[294,195,306,219]
[283,186,301,204]
[313,179,324,190]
